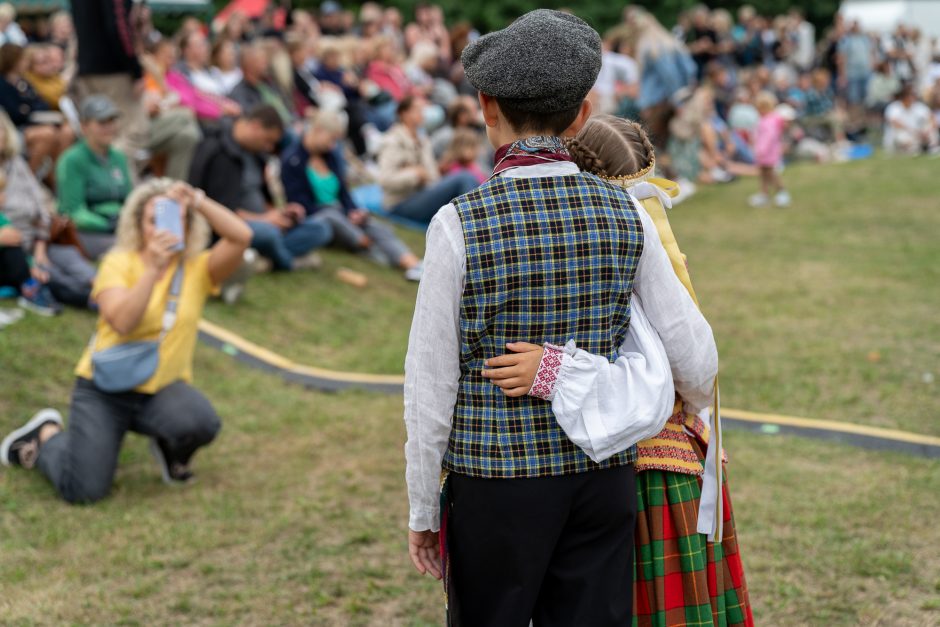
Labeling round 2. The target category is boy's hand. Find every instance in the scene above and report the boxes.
[482,342,544,397]
[408,530,442,579]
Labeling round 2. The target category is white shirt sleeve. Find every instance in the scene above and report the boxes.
[550,296,676,462]
[632,205,718,412]
[403,205,464,532]
[547,206,718,451]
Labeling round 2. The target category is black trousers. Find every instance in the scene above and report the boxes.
[447,466,636,627]
[0,245,31,290]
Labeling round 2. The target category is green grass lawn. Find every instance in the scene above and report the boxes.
[203,156,940,436]
[1,156,939,625]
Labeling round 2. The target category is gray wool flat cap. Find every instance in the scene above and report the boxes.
[461,9,601,114]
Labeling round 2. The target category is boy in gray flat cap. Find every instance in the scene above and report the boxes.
[404,9,663,625]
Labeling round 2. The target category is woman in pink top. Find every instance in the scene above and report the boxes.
[365,36,413,102]
[749,91,791,208]
[161,34,241,122]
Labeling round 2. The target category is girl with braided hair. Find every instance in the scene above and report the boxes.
[483,114,754,627]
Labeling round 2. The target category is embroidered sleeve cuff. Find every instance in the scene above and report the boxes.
[529,343,566,401]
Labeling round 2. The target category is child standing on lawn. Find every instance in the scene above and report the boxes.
[403,11,717,625]
[750,91,791,207]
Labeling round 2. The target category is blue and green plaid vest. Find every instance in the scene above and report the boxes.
[443,173,644,479]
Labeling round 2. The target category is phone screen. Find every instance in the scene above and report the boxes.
[154,198,185,252]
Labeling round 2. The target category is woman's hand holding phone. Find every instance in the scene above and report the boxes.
[143,230,181,273]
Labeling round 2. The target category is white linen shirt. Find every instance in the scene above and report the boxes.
[403,161,718,532]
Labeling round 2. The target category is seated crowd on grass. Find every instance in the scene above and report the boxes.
[1,1,939,315]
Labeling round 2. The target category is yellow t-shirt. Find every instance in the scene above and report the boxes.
[75,250,218,394]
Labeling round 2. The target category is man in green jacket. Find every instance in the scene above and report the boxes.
[56,96,132,259]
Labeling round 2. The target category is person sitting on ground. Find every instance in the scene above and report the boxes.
[728,86,760,144]
[0,112,95,309]
[364,36,412,103]
[313,39,380,156]
[139,39,203,181]
[55,96,133,260]
[0,43,72,178]
[439,128,487,184]
[189,104,332,272]
[0,178,253,501]
[429,94,491,168]
[23,44,68,112]
[157,37,240,124]
[48,10,76,56]
[866,61,901,116]
[803,67,847,143]
[228,43,294,125]
[0,173,61,316]
[0,3,27,47]
[377,95,479,225]
[281,110,423,281]
[177,29,225,97]
[287,33,328,117]
[209,38,243,96]
[403,40,442,103]
[883,84,939,155]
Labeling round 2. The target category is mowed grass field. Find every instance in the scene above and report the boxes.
[1,155,938,625]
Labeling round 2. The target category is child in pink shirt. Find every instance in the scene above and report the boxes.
[749,91,791,208]
[440,128,488,184]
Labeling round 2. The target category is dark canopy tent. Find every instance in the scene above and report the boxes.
[11,0,213,14]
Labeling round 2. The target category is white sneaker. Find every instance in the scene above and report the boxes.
[774,190,792,207]
[220,249,258,305]
[748,193,769,208]
[247,249,273,274]
[710,167,734,183]
[672,179,697,205]
[292,251,323,271]
[0,307,24,329]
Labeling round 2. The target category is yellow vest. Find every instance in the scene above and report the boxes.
[632,179,719,475]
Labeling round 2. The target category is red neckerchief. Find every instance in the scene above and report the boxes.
[491,135,573,177]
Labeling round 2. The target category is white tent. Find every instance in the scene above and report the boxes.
[839,0,940,39]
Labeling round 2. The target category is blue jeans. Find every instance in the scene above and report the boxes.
[248,217,333,271]
[389,171,480,225]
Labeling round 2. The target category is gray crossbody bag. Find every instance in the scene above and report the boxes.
[90,264,184,393]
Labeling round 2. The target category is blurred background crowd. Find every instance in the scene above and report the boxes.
[0,0,938,321]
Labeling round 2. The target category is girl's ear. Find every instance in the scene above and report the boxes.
[562,99,593,138]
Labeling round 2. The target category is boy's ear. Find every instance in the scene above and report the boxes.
[479,93,501,129]
[561,99,593,137]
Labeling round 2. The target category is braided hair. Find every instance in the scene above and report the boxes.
[565,115,655,180]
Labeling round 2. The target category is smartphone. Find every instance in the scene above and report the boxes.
[154,198,185,252]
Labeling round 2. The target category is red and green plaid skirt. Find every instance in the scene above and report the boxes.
[633,439,753,627]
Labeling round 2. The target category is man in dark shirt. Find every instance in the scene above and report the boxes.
[686,7,717,81]
[71,0,149,169]
[227,44,293,124]
[188,105,332,272]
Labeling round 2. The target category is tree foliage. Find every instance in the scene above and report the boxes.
[280,0,842,38]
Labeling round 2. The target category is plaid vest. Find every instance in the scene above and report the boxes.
[443,173,644,479]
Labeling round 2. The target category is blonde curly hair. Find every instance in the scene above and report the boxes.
[112,178,210,260]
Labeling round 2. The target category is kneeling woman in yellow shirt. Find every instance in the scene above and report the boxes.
[1,178,252,502]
